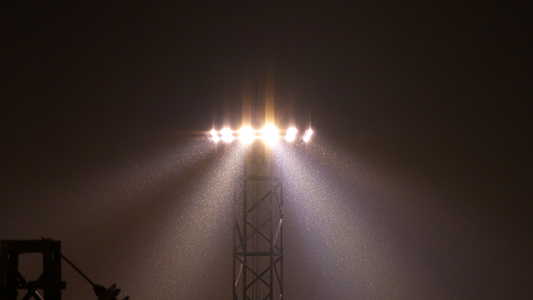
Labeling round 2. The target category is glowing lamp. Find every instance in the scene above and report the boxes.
[221,127,234,143]
[207,125,313,145]
[261,124,279,146]
[210,129,220,143]
[285,127,298,142]
[239,126,255,144]
[303,129,313,143]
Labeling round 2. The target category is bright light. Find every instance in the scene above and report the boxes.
[303,128,313,143]
[285,127,298,142]
[210,129,220,143]
[239,126,255,144]
[221,128,234,143]
[208,125,313,145]
[261,124,279,146]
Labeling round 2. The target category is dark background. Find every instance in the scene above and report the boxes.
[1,2,531,299]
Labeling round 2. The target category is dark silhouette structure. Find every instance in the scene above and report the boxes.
[0,239,64,300]
[0,239,128,300]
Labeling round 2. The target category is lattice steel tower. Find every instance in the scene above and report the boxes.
[207,104,313,299]
[232,142,283,300]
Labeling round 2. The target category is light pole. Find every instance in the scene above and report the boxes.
[208,126,313,300]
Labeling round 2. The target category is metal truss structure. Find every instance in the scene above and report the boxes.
[0,239,128,300]
[233,144,283,300]
[0,239,65,300]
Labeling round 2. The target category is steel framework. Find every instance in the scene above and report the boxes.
[233,143,283,300]
[0,239,65,300]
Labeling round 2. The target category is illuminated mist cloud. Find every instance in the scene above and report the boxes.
[274,143,422,299]
[1,140,219,300]
[301,140,472,298]
[130,144,246,299]
[56,141,215,238]
[299,140,414,212]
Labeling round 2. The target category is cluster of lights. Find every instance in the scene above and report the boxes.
[208,125,313,146]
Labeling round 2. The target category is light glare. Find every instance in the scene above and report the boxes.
[239,126,255,144]
[261,124,279,146]
[285,127,298,142]
[303,129,313,143]
[221,128,234,143]
[208,126,313,145]
[210,129,220,143]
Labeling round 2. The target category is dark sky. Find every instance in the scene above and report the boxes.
[1,2,532,299]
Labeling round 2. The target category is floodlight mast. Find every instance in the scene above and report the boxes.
[234,141,283,300]
[207,125,312,300]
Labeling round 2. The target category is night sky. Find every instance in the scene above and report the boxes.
[1,2,532,299]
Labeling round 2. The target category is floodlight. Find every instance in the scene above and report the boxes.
[285,127,298,142]
[261,124,279,146]
[239,126,255,144]
[303,128,313,143]
[210,129,220,143]
[221,127,234,143]
[207,125,313,145]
